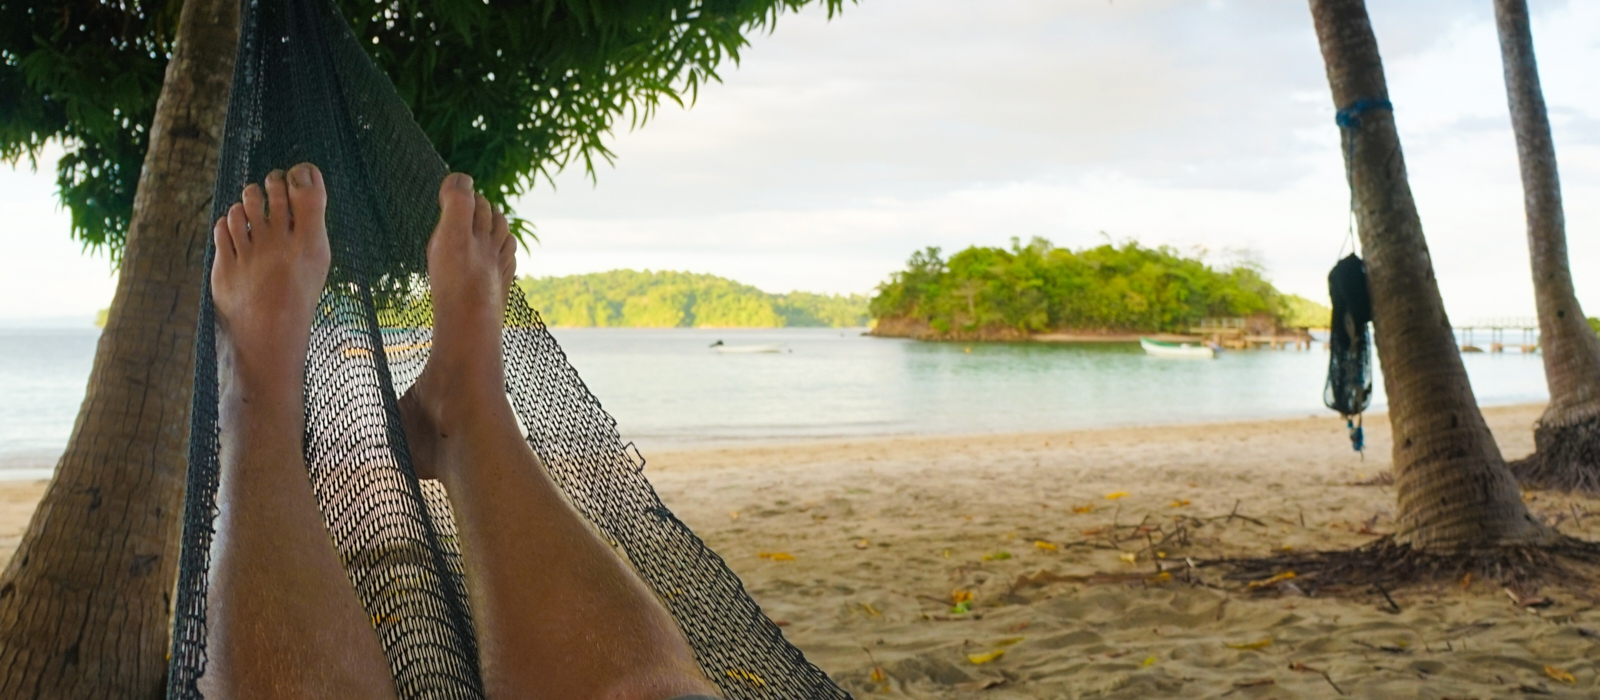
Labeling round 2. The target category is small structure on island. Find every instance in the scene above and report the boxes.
[1191,314,1313,350]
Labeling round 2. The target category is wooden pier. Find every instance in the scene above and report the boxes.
[1190,316,1314,350]
[1455,317,1539,353]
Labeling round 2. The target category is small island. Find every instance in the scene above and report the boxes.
[868,237,1329,343]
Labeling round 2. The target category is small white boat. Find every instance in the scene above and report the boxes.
[1140,337,1217,359]
[710,341,785,354]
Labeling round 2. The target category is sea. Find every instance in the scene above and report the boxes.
[0,326,1549,476]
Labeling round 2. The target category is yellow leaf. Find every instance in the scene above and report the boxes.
[1168,499,1191,508]
[1246,571,1296,589]
[951,589,974,604]
[1226,638,1273,650]
[942,549,952,559]
[870,666,887,683]
[1034,540,1059,551]
[1545,665,1576,684]
[758,551,795,561]
[854,540,870,550]
[859,603,882,617]
[1146,571,1172,584]
[1143,656,1157,666]
[1119,552,1137,564]
[1105,491,1130,500]
[982,551,1013,561]
[967,649,1006,665]
[996,636,1026,646]
[728,510,740,520]
[1072,505,1095,514]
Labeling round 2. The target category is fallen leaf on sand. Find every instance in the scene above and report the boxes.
[983,551,1013,561]
[1460,573,1473,589]
[956,678,1007,690]
[1226,638,1273,650]
[728,511,739,519]
[1082,527,1106,536]
[1119,552,1138,564]
[1169,499,1191,508]
[758,551,795,561]
[1545,665,1576,683]
[951,589,974,604]
[1247,571,1296,589]
[967,649,1006,664]
[1034,540,1058,551]
[1146,571,1172,584]
[1143,656,1157,666]
[996,636,1025,646]
[1105,491,1130,500]
[870,666,887,683]
[1073,505,1095,514]
[854,540,870,550]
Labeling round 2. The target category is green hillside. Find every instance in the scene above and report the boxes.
[871,237,1328,337]
[516,270,870,328]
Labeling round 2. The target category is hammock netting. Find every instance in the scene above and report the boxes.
[166,0,847,697]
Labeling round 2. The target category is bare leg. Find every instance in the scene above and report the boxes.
[400,173,718,700]
[202,164,398,699]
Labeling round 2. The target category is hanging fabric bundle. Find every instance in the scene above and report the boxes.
[165,0,847,698]
[1321,97,1389,454]
[1324,253,1372,452]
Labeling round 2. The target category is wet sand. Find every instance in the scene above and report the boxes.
[3,402,1597,697]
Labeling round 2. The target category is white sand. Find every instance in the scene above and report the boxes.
[3,403,1597,697]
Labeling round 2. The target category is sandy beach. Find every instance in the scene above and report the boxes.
[4,402,1598,697]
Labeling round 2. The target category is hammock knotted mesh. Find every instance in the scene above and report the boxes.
[166,0,848,697]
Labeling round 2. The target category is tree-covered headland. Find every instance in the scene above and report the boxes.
[870,237,1329,340]
[519,270,869,327]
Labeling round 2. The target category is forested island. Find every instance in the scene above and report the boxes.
[516,270,870,328]
[869,238,1331,340]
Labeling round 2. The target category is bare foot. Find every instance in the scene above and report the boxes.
[399,173,517,481]
[211,164,331,398]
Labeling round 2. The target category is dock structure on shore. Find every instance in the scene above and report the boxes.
[1190,316,1314,350]
[1455,317,1539,353]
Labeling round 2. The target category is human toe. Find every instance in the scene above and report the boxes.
[286,163,327,235]
[263,170,290,237]
[227,203,250,251]
[437,173,476,230]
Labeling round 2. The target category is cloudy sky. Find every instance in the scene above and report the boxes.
[3,0,1598,322]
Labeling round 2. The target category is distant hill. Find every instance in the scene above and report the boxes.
[516,270,870,328]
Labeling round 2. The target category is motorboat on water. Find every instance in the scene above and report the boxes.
[710,340,785,354]
[1139,337,1218,359]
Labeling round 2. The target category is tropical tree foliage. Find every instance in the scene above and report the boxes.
[519,270,869,328]
[870,237,1305,336]
[1,0,847,253]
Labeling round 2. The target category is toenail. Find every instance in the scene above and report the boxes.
[452,173,473,192]
[290,165,312,188]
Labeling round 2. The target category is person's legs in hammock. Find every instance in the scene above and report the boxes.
[202,164,398,699]
[399,173,719,700]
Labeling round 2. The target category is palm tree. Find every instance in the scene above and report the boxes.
[1493,0,1600,492]
[1308,0,1547,549]
[0,0,238,695]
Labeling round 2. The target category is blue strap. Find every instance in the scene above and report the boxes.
[1335,98,1393,129]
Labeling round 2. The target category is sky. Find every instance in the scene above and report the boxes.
[3,0,1599,323]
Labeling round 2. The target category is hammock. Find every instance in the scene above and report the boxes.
[165,0,847,697]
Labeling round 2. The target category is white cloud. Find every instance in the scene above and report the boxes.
[3,0,1597,323]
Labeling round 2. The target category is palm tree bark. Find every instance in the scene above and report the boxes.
[1493,0,1600,492]
[0,0,238,695]
[1309,0,1547,548]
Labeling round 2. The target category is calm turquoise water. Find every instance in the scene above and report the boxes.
[0,326,1550,467]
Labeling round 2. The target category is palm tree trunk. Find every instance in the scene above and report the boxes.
[0,0,238,695]
[1309,0,1547,548]
[1493,0,1600,491]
